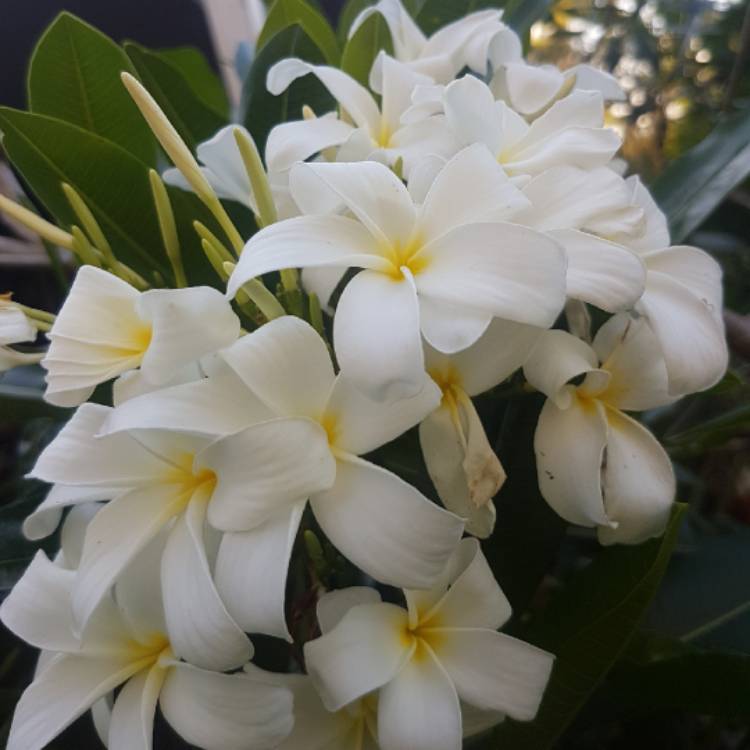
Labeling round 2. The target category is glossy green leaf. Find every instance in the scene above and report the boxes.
[157,46,230,117]
[651,106,750,243]
[341,12,394,86]
[257,0,341,65]
[491,504,687,749]
[241,25,334,150]
[26,12,156,166]
[337,0,373,42]
[415,0,505,35]
[0,107,217,285]
[124,42,228,152]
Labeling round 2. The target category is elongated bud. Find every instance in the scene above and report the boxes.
[121,72,244,254]
[70,226,102,267]
[223,261,285,321]
[193,221,234,264]
[201,238,230,282]
[0,194,74,250]
[61,183,115,266]
[149,170,186,288]
[232,127,277,229]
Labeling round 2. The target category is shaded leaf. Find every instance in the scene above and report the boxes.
[241,25,334,150]
[490,504,687,749]
[341,11,394,86]
[651,106,750,243]
[27,12,156,166]
[665,402,750,453]
[258,0,341,65]
[504,0,554,36]
[337,0,373,42]
[0,384,70,423]
[416,0,505,35]
[157,46,230,117]
[124,42,228,152]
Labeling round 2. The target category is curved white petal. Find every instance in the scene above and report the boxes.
[0,551,78,652]
[73,484,184,631]
[23,484,113,541]
[310,455,464,588]
[620,176,670,251]
[195,125,254,205]
[162,494,252,671]
[334,269,426,401]
[228,215,387,299]
[266,116,355,174]
[221,315,335,418]
[7,653,140,750]
[523,329,602,407]
[434,628,554,720]
[419,143,529,242]
[419,408,497,538]
[200,417,335,531]
[108,665,164,750]
[290,159,416,247]
[638,269,727,394]
[498,62,564,115]
[598,409,675,545]
[548,229,646,312]
[378,645,462,750]
[267,59,381,134]
[301,266,345,311]
[136,286,240,386]
[303,601,411,711]
[326,373,441,456]
[160,662,294,750]
[415,222,567,329]
[534,395,611,527]
[566,64,625,101]
[419,295,493,354]
[215,502,305,640]
[316,587,382,634]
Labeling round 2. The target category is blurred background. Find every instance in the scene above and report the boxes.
[1,0,749,748]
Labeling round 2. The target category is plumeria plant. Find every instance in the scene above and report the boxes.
[0,0,746,748]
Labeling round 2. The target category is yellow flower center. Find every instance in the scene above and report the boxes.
[164,453,218,509]
[319,411,341,449]
[126,632,172,669]
[382,234,430,281]
[400,618,446,663]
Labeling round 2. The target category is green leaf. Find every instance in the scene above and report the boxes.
[491,504,687,749]
[27,12,156,166]
[337,0,373,42]
[124,42,228,152]
[415,0,508,35]
[484,394,567,618]
[0,107,218,285]
[241,25,334,150]
[0,383,70,423]
[257,0,341,65]
[341,12,394,86]
[665,401,750,454]
[157,46,230,117]
[504,0,553,36]
[651,107,750,243]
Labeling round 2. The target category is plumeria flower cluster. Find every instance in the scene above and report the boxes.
[0,1,728,748]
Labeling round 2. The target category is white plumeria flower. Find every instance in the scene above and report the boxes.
[228,145,566,400]
[610,177,728,395]
[27,389,340,662]
[349,0,522,82]
[163,120,353,220]
[304,539,554,750]
[512,165,647,313]
[0,547,294,750]
[41,266,240,407]
[442,74,622,180]
[524,317,676,544]
[421,318,542,538]
[489,59,625,118]
[266,53,457,176]
[0,299,43,371]
[97,316,464,640]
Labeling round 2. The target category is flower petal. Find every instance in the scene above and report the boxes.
[419,295,493,354]
[325,373,441,456]
[419,143,529,241]
[534,395,611,527]
[215,502,305,640]
[434,628,554,720]
[548,228,645,312]
[598,408,674,545]
[377,644,462,750]
[228,215,388,299]
[316,587,383,634]
[200,417,335,531]
[160,661,294,750]
[266,116,355,174]
[221,315,335,418]
[415,222,567,329]
[23,484,113,541]
[108,665,164,750]
[195,125,254,205]
[161,495,251,671]
[334,269,426,401]
[7,653,140,750]
[303,601,411,711]
[310,455,464,588]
